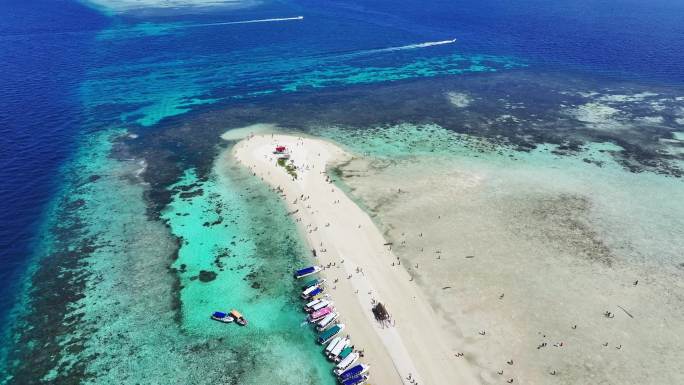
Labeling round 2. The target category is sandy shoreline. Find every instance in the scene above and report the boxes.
[232,134,480,385]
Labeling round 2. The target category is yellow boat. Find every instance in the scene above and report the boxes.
[230,309,248,326]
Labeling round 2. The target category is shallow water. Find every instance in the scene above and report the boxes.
[324,122,684,384]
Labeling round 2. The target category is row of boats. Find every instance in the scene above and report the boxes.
[295,266,371,385]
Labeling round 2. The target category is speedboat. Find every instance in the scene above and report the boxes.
[210,311,234,323]
[316,312,339,332]
[327,337,350,361]
[333,352,359,375]
[337,364,370,380]
[305,299,332,313]
[294,265,321,279]
[308,306,334,323]
[336,346,353,362]
[230,309,248,326]
[302,278,325,290]
[317,323,344,345]
[301,286,324,300]
[324,336,343,356]
[340,374,369,385]
[301,282,325,299]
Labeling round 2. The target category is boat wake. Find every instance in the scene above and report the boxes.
[357,39,457,55]
[184,16,304,29]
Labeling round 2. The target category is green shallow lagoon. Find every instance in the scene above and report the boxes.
[161,148,335,384]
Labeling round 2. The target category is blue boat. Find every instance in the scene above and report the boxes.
[340,374,368,385]
[210,311,234,323]
[302,286,323,299]
[294,265,322,279]
[338,364,370,380]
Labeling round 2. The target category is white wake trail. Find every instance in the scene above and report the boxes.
[183,16,304,28]
[357,39,458,55]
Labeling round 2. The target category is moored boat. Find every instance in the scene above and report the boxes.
[340,374,369,385]
[230,309,248,326]
[294,265,321,279]
[338,364,370,380]
[210,311,234,323]
[317,323,344,344]
[316,312,339,331]
[306,299,332,313]
[302,286,324,300]
[308,306,334,323]
[327,337,350,361]
[302,278,325,290]
[333,352,359,374]
[324,336,343,356]
[303,297,328,311]
[301,282,325,299]
[337,346,353,362]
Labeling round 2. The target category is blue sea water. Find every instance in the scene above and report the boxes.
[1,0,684,380]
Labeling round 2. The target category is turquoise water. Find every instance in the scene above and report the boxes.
[161,158,335,384]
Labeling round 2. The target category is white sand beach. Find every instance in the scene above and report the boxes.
[232,134,481,385]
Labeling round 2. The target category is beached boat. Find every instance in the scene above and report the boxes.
[308,306,334,323]
[337,346,353,362]
[316,312,339,331]
[340,374,369,385]
[317,323,344,344]
[327,337,350,361]
[230,309,248,326]
[210,311,234,323]
[338,364,370,380]
[301,286,324,300]
[302,278,325,290]
[301,282,325,298]
[333,352,359,374]
[324,336,343,356]
[306,299,332,313]
[303,297,327,311]
[294,265,321,279]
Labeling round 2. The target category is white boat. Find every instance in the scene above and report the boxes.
[334,352,359,374]
[324,336,343,356]
[294,265,322,279]
[327,337,350,360]
[304,297,324,310]
[316,312,339,331]
[305,298,334,313]
[301,282,324,298]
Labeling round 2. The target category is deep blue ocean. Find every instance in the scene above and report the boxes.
[1,0,683,372]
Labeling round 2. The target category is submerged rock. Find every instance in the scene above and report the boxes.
[198,270,217,282]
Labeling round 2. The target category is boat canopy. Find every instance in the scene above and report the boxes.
[296,266,316,275]
[230,310,243,318]
[329,338,349,358]
[338,346,353,359]
[305,287,323,298]
[275,146,286,153]
[340,364,365,380]
[336,352,358,370]
[213,312,227,318]
[341,374,367,385]
[318,324,342,343]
